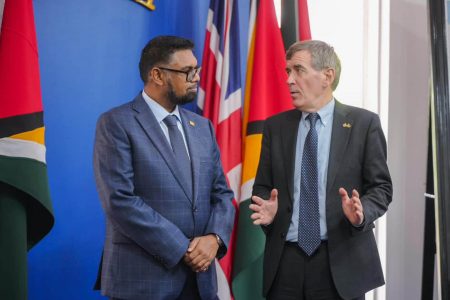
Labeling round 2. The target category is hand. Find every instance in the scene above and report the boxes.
[339,188,364,226]
[249,189,278,225]
[183,235,219,272]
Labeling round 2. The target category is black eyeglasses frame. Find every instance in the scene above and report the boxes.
[158,66,201,82]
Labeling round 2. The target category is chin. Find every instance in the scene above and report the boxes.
[179,93,196,105]
[292,98,305,110]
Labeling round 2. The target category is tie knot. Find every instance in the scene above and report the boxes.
[307,113,319,128]
[163,115,178,127]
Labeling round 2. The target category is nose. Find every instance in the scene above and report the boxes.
[193,69,201,82]
[286,72,295,85]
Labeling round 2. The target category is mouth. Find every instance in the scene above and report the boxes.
[188,86,198,92]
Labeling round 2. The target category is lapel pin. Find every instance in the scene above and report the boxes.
[189,120,196,127]
[342,122,352,128]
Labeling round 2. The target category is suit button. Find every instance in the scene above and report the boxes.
[192,207,198,213]
[280,233,286,238]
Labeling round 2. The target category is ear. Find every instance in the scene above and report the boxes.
[323,68,336,88]
[150,67,165,86]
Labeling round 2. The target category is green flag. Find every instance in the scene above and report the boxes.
[0,0,54,298]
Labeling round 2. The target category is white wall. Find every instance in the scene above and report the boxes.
[386,0,430,299]
[309,0,365,108]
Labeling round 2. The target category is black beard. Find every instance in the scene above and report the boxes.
[167,82,196,106]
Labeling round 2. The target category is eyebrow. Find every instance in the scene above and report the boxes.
[293,64,306,70]
[180,65,199,71]
[286,64,306,72]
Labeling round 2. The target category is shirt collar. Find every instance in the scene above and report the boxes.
[301,98,335,127]
[142,90,182,124]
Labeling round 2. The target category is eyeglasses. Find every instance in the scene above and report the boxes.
[158,66,201,82]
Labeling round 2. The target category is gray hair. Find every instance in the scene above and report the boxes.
[286,40,341,91]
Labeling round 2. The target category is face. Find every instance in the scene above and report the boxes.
[285,50,331,112]
[165,50,200,106]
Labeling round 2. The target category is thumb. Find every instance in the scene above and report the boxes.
[187,238,200,252]
[270,189,278,202]
[339,188,349,201]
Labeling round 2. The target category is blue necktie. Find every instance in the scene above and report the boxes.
[298,113,321,256]
[163,115,192,197]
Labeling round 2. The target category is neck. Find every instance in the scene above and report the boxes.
[144,85,176,113]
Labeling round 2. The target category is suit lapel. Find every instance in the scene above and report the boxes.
[282,109,302,204]
[326,101,353,194]
[132,96,193,203]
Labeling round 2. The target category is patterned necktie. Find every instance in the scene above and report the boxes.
[163,115,192,197]
[298,112,321,256]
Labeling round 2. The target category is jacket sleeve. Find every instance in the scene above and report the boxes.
[358,114,393,231]
[203,120,235,258]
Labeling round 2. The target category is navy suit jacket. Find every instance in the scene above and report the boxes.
[93,94,234,300]
[253,101,392,299]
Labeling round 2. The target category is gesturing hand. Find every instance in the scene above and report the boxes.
[339,187,364,226]
[249,189,278,225]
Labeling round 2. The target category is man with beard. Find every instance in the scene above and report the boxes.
[93,35,234,300]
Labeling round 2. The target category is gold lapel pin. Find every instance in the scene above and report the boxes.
[342,122,352,128]
[189,120,196,127]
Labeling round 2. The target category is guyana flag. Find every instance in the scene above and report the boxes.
[232,0,293,299]
[0,0,54,297]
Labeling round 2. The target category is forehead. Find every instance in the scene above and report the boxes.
[286,50,312,68]
[169,49,197,67]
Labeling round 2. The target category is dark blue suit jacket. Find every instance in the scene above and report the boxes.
[254,101,392,299]
[93,94,234,299]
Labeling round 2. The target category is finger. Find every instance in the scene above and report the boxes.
[184,255,196,266]
[251,195,264,205]
[183,255,192,265]
[352,189,360,199]
[186,246,202,261]
[249,203,262,213]
[191,253,208,267]
[254,216,270,226]
[356,211,364,224]
[270,189,278,201]
[352,201,362,212]
[195,264,207,272]
[195,262,209,273]
[351,196,362,206]
[184,252,195,264]
[187,237,200,252]
[197,259,210,272]
[184,250,196,261]
[339,187,349,200]
[250,212,263,220]
[190,243,207,262]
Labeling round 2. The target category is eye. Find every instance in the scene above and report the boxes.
[293,64,307,74]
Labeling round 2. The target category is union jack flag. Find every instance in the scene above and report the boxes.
[197,0,241,298]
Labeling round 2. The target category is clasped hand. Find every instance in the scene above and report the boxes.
[184,234,219,272]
